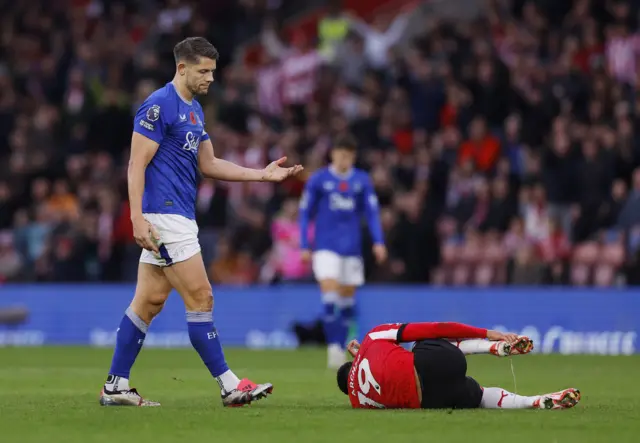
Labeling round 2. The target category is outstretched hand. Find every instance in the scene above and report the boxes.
[262,156,304,182]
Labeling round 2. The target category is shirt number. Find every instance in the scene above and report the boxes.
[357,358,384,408]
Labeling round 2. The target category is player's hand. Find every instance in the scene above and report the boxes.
[347,339,360,358]
[301,249,312,263]
[372,244,388,264]
[261,157,304,182]
[487,330,519,343]
[132,216,160,253]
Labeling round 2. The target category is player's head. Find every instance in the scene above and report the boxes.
[330,134,357,172]
[173,37,219,96]
[336,362,353,395]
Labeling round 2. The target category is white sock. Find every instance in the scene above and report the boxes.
[451,339,493,355]
[105,375,130,392]
[216,370,240,392]
[480,387,539,409]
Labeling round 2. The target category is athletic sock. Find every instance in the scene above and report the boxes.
[480,387,538,409]
[322,291,340,346]
[336,296,355,348]
[106,307,147,390]
[186,311,240,392]
[452,339,493,355]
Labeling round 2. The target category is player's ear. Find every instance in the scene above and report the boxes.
[177,62,187,76]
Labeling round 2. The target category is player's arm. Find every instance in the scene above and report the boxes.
[366,322,491,343]
[362,176,387,263]
[198,139,303,182]
[129,102,166,252]
[298,174,320,257]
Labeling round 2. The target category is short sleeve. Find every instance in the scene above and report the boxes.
[196,106,210,142]
[133,100,168,144]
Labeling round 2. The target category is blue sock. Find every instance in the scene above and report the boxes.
[108,307,147,379]
[187,311,230,379]
[322,291,340,346]
[323,302,339,345]
[336,298,356,348]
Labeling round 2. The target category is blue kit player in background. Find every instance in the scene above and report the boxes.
[299,135,387,369]
[99,37,303,407]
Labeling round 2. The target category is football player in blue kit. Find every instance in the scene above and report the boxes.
[299,135,386,368]
[99,37,303,407]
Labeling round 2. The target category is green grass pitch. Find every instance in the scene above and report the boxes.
[0,347,638,443]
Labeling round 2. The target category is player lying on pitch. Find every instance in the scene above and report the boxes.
[337,322,581,410]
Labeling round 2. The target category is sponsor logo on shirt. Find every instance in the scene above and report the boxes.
[329,193,355,211]
[179,114,187,121]
[182,131,200,152]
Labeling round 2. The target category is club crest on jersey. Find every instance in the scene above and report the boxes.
[182,131,200,152]
[146,104,160,122]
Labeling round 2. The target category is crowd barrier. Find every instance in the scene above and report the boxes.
[0,285,638,354]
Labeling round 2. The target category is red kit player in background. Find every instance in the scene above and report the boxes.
[336,322,581,410]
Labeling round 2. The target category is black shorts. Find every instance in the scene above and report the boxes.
[412,339,483,409]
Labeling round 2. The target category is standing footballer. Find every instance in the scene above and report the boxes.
[299,135,386,369]
[99,37,303,407]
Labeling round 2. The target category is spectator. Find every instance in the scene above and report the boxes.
[268,198,312,282]
[458,117,501,173]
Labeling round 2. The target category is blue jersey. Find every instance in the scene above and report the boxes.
[133,82,209,220]
[299,167,384,256]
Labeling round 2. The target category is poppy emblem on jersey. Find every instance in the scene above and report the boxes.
[339,181,349,192]
[146,104,160,122]
[190,111,196,124]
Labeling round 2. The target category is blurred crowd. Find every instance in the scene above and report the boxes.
[3,0,640,287]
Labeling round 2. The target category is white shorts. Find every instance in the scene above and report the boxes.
[312,250,364,287]
[139,214,201,267]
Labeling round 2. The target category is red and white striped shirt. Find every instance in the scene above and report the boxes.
[256,63,283,117]
[280,50,323,106]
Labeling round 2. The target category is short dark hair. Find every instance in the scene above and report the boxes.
[173,37,219,64]
[336,362,353,395]
[333,134,358,152]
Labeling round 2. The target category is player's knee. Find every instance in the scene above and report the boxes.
[319,279,340,293]
[339,286,356,298]
[184,285,214,312]
[131,294,167,323]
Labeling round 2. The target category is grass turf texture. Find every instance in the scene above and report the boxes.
[0,348,637,443]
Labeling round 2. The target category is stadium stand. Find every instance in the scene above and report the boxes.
[1,0,640,287]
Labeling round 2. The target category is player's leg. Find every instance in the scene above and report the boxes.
[312,250,345,368]
[162,252,272,407]
[413,339,470,408]
[479,384,581,410]
[451,336,534,357]
[100,262,171,406]
[332,255,364,367]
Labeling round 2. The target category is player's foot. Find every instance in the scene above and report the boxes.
[489,336,534,357]
[99,387,160,407]
[509,336,534,355]
[534,388,581,410]
[221,378,273,407]
[489,341,511,357]
[328,344,346,369]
